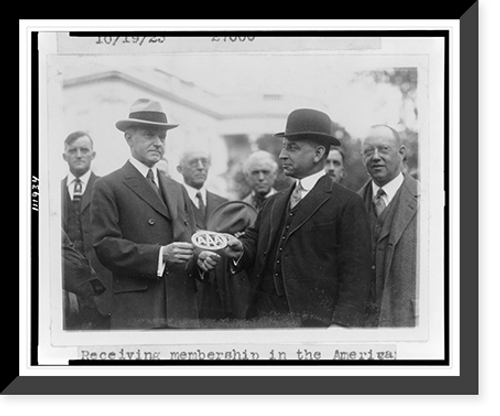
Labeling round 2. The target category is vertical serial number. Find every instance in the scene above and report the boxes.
[31,176,39,212]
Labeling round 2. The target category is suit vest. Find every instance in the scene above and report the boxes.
[64,195,85,254]
[258,198,303,298]
[367,186,402,304]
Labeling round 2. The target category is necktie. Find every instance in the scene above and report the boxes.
[196,191,206,216]
[252,193,266,211]
[146,169,160,196]
[290,181,304,209]
[73,178,83,210]
[73,178,83,202]
[373,188,387,217]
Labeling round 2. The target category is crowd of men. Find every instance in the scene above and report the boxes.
[61,98,419,331]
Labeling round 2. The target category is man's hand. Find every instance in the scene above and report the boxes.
[222,234,244,259]
[197,251,222,273]
[162,242,194,264]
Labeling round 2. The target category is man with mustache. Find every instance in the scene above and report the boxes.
[91,98,199,330]
[358,124,420,327]
[324,146,347,184]
[199,108,372,328]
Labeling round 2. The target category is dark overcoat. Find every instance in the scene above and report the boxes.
[90,161,199,329]
[238,175,372,327]
[358,174,419,327]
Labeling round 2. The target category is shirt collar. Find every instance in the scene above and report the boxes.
[252,188,276,199]
[129,157,158,182]
[371,172,404,203]
[298,170,326,192]
[183,182,206,203]
[67,169,91,186]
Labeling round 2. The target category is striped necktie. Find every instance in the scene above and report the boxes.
[373,188,387,217]
[290,181,304,209]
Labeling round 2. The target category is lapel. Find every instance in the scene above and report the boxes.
[158,173,178,221]
[287,175,333,238]
[386,175,418,246]
[359,177,418,244]
[122,161,171,220]
[80,172,97,213]
[205,191,227,220]
[266,187,293,254]
[358,181,373,214]
[266,175,332,251]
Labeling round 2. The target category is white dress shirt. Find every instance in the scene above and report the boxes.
[128,157,166,277]
[294,169,326,200]
[129,157,160,186]
[66,169,92,200]
[182,183,207,209]
[371,172,404,207]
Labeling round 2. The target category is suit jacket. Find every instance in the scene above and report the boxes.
[61,229,100,298]
[242,188,277,211]
[61,172,112,317]
[358,174,419,327]
[237,175,372,327]
[90,160,199,330]
[192,190,228,231]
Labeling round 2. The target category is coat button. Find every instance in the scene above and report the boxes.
[148,218,155,225]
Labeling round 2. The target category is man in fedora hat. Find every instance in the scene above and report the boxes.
[90,98,200,330]
[199,108,372,328]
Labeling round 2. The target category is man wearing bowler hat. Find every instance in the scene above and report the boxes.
[91,98,199,330]
[199,108,372,328]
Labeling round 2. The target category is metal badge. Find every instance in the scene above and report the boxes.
[191,230,228,251]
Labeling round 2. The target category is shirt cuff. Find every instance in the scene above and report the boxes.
[230,251,244,274]
[158,246,167,277]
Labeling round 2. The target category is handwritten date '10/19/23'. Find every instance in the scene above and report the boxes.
[95,36,255,46]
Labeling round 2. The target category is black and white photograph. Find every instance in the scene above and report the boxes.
[20,21,461,377]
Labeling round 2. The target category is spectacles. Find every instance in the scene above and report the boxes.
[187,158,210,168]
[361,146,392,158]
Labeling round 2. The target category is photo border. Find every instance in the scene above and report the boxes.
[8,9,478,394]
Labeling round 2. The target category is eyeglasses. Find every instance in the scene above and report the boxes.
[361,146,392,158]
[187,158,210,168]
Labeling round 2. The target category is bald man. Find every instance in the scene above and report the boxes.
[358,124,419,328]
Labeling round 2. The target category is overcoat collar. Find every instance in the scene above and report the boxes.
[122,160,174,220]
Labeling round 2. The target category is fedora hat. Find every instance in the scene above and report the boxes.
[275,108,341,146]
[116,98,179,132]
[206,201,258,235]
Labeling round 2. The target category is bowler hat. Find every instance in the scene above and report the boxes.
[206,201,258,235]
[116,98,179,132]
[275,108,341,146]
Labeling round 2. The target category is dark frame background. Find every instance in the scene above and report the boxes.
[10,6,478,395]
